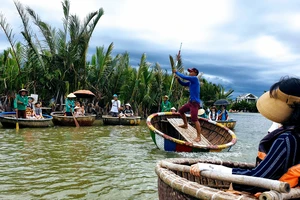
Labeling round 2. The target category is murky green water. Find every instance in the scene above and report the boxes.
[0,113,271,200]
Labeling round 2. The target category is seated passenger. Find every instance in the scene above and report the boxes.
[34,101,43,119]
[26,107,35,119]
[75,101,85,115]
[208,106,218,121]
[170,107,177,113]
[217,105,229,121]
[197,108,207,118]
[119,105,125,117]
[74,106,84,117]
[124,103,134,117]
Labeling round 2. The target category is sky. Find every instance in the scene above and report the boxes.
[1,0,300,99]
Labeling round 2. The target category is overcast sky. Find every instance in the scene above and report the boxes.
[1,0,300,98]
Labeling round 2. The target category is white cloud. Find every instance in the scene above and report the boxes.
[252,35,298,62]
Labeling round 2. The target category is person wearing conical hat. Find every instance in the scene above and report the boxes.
[124,103,134,117]
[190,76,300,193]
[197,108,207,118]
[161,95,172,112]
[65,93,76,116]
[14,89,29,118]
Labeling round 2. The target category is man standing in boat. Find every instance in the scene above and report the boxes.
[14,89,29,118]
[173,68,202,142]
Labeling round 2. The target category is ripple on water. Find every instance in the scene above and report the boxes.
[0,114,271,199]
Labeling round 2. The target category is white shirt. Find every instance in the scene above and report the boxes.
[110,100,120,113]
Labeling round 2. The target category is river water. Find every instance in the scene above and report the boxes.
[0,113,271,200]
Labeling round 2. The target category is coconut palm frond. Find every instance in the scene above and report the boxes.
[27,7,56,54]
[0,12,22,72]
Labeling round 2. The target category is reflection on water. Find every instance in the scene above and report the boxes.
[0,113,272,200]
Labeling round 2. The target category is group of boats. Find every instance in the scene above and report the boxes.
[0,111,141,128]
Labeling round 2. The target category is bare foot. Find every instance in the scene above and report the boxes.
[179,124,188,129]
[194,137,201,142]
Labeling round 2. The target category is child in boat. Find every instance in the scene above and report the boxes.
[74,106,84,117]
[75,101,85,115]
[34,101,43,119]
[26,107,35,119]
[190,76,300,193]
[27,96,35,110]
[123,103,134,117]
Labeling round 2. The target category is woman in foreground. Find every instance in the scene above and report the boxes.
[190,76,300,193]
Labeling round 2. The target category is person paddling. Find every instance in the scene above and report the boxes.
[173,68,202,142]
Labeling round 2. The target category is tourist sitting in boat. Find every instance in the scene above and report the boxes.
[110,94,121,117]
[65,93,76,116]
[27,96,35,110]
[26,107,35,119]
[197,108,207,118]
[161,95,172,112]
[217,105,229,121]
[124,103,134,117]
[75,101,85,115]
[74,106,84,117]
[118,105,125,117]
[190,76,300,193]
[208,106,218,121]
[34,101,43,119]
[170,107,176,113]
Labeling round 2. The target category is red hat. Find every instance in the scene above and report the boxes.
[187,68,199,75]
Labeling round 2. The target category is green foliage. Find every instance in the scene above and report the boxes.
[231,100,258,112]
[0,0,242,116]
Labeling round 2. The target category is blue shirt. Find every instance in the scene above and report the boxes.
[175,71,200,103]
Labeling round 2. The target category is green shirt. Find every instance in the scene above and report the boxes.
[65,98,75,112]
[14,94,28,111]
[161,100,171,112]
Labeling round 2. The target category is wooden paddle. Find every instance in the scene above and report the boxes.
[72,111,80,128]
[16,110,19,131]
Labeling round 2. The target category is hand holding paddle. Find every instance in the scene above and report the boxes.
[72,111,80,128]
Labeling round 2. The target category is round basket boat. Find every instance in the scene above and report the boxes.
[0,112,53,128]
[102,115,141,125]
[51,111,96,126]
[156,158,298,200]
[216,120,237,130]
[146,112,237,152]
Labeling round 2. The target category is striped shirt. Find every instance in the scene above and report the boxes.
[232,131,300,193]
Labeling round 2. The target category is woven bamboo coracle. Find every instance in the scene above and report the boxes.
[155,158,300,200]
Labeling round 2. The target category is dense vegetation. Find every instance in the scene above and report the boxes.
[0,0,244,117]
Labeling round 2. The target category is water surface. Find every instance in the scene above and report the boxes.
[0,113,271,200]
